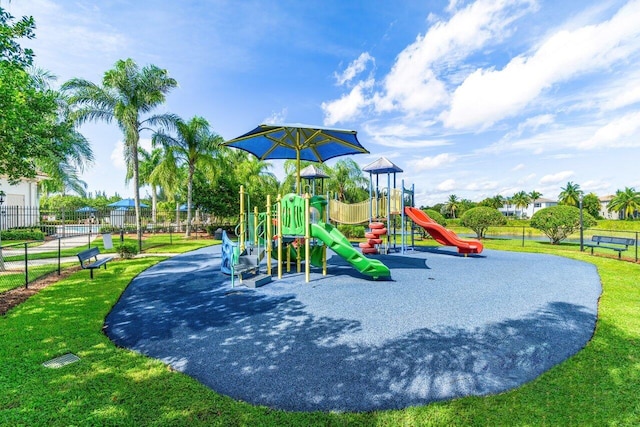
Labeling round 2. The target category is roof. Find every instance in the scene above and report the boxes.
[362,157,403,174]
[300,164,329,179]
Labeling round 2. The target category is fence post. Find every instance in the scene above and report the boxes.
[24,243,28,289]
[522,226,525,247]
[636,232,638,263]
[58,237,61,275]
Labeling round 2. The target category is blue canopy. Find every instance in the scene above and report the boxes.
[108,199,149,208]
[75,206,97,213]
[223,123,369,192]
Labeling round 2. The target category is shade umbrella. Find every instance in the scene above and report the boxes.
[223,123,369,193]
[75,206,97,213]
[107,198,149,208]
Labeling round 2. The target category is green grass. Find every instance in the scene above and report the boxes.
[1,242,639,425]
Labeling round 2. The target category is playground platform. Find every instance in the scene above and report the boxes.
[104,245,601,412]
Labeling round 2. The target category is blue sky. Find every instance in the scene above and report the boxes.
[7,0,640,207]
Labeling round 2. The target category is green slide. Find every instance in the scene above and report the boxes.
[311,222,390,279]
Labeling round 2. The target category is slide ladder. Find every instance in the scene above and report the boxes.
[358,222,387,254]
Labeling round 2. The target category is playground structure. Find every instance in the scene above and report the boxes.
[221,157,484,285]
[221,186,391,285]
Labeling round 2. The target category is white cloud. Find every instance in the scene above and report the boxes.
[443,0,640,129]
[411,153,458,170]
[375,0,536,115]
[321,0,536,124]
[263,108,288,124]
[334,52,374,86]
[464,180,498,191]
[436,178,456,191]
[578,111,640,149]
[322,78,374,126]
[110,139,152,170]
[539,170,573,185]
[110,142,127,170]
[512,163,525,171]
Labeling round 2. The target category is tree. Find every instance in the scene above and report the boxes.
[423,209,446,226]
[0,10,91,187]
[479,195,505,210]
[582,192,601,219]
[444,194,460,219]
[325,159,368,203]
[63,59,177,249]
[33,72,94,197]
[0,7,35,67]
[529,190,543,215]
[558,181,583,207]
[608,187,640,220]
[133,147,166,224]
[461,207,506,238]
[511,191,531,218]
[152,116,221,236]
[531,205,597,244]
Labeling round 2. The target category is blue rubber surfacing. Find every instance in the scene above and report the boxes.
[104,245,601,412]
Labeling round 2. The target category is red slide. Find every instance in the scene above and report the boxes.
[404,206,484,254]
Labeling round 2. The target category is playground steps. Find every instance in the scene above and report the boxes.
[242,273,272,289]
[359,222,387,254]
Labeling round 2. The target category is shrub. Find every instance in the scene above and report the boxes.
[116,242,139,258]
[1,228,45,241]
[424,209,447,226]
[338,224,365,238]
[530,205,597,244]
[461,207,506,238]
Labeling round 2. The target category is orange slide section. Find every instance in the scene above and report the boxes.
[404,207,484,254]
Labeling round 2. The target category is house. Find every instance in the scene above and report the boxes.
[0,175,44,229]
[499,198,558,218]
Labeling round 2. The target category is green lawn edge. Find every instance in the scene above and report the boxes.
[0,243,638,426]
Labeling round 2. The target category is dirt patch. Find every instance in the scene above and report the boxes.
[0,266,82,316]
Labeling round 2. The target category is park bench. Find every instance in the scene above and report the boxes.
[584,235,635,259]
[77,247,114,278]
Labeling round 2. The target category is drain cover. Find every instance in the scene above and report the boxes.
[42,353,80,368]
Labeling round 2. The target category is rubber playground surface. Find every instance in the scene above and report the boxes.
[104,245,601,412]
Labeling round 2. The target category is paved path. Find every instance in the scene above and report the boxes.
[104,245,602,412]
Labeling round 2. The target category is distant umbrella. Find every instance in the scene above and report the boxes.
[107,198,149,208]
[75,206,97,213]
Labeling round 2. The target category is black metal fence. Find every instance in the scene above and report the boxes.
[6,206,221,238]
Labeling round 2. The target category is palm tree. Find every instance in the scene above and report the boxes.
[512,191,531,218]
[489,195,506,210]
[130,147,167,225]
[558,181,583,207]
[445,194,460,219]
[529,190,543,215]
[31,69,94,197]
[152,116,222,236]
[325,159,368,203]
[608,187,640,219]
[63,58,177,249]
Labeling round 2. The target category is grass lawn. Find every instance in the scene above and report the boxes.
[0,241,638,425]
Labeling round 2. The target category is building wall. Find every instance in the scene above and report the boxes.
[0,176,41,228]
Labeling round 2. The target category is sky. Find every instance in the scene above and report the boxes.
[6,0,640,207]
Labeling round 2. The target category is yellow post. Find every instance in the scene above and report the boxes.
[323,245,327,276]
[266,195,272,276]
[304,193,310,283]
[254,206,259,247]
[239,185,245,253]
[277,195,282,279]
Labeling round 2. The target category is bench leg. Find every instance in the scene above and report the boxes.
[90,268,94,279]
[618,251,622,259]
